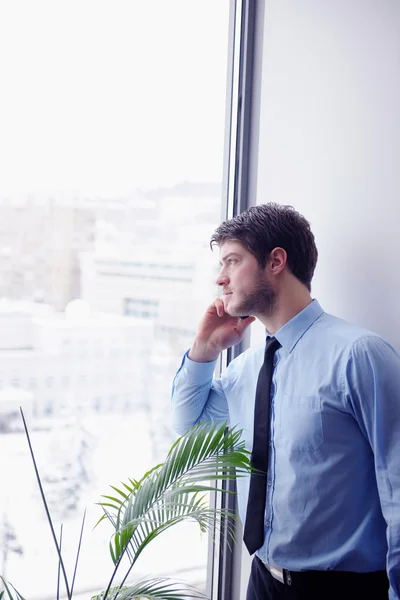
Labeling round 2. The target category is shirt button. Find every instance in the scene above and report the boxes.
[268,481,272,487]
[265,521,270,527]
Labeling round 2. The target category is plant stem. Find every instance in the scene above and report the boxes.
[70,509,86,597]
[57,525,63,600]
[100,556,123,600]
[20,408,71,600]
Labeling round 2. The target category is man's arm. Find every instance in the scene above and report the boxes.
[171,351,229,435]
[345,335,400,600]
[171,299,255,436]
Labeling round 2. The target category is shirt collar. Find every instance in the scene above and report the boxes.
[267,299,324,354]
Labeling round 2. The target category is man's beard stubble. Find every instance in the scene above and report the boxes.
[229,279,277,318]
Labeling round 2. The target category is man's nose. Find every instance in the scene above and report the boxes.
[216,269,229,286]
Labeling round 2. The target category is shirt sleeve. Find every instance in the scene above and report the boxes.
[345,335,400,599]
[171,351,230,435]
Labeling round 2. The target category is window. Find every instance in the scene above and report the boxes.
[0,1,231,598]
[124,297,159,318]
[92,396,102,412]
[62,375,70,388]
[29,377,37,389]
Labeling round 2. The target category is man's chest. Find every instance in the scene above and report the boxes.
[225,354,361,455]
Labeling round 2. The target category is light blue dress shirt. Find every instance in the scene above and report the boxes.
[171,300,400,599]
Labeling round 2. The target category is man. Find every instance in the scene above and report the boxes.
[171,203,400,600]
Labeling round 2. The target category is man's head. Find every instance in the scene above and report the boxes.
[211,203,318,318]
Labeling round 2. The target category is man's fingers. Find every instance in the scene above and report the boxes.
[214,298,225,317]
[237,316,256,333]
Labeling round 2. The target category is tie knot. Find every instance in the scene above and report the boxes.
[265,336,281,357]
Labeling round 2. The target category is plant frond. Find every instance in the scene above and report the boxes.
[99,423,251,583]
[109,485,129,501]
[92,577,206,599]
[0,578,26,600]
[111,500,239,567]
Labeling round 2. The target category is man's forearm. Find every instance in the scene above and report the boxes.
[171,352,218,435]
[173,323,230,433]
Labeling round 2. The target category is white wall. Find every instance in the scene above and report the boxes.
[240,1,400,595]
[254,0,400,348]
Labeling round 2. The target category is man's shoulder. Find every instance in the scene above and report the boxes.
[316,311,382,347]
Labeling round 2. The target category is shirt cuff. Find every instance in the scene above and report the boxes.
[181,350,218,383]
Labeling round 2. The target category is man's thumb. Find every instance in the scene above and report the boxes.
[237,316,256,334]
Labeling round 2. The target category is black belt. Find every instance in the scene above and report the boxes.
[256,556,388,588]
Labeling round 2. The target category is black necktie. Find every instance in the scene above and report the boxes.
[243,336,281,555]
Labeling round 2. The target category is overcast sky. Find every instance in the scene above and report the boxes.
[0,1,229,196]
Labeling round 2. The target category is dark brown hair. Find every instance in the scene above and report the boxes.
[210,203,318,291]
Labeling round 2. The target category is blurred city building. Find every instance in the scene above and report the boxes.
[0,298,153,422]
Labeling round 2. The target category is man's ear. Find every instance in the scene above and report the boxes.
[267,247,287,276]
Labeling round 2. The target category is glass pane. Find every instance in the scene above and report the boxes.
[0,1,230,597]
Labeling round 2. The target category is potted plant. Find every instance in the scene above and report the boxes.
[1,412,251,600]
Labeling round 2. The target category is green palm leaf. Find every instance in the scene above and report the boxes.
[93,576,205,599]
[98,422,251,594]
[0,577,26,600]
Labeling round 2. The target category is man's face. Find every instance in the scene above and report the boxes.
[216,240,276,317]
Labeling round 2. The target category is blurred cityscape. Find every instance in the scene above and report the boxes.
[0,184,222,598]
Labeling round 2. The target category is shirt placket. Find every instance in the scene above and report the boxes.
[263,354,278,563]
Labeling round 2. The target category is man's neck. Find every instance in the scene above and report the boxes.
[259,287,313,334]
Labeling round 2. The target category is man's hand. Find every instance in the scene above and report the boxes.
[188,299,255,362]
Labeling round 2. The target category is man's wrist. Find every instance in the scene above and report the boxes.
[188,340,220,363]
